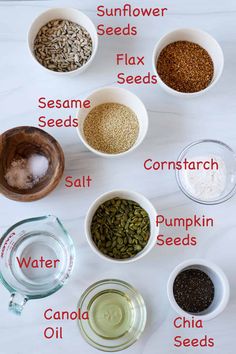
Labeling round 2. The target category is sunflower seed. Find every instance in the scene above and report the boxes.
[34,19,93,72]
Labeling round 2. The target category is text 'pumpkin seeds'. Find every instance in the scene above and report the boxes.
[91,197,150,259]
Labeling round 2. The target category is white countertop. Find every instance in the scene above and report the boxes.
[0,0,236,353]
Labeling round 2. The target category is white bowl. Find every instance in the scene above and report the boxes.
[153,28,224,97]
[28,8,98,76]
[77,87,148,158]
[167,259,230,321]
[85,190,157,263]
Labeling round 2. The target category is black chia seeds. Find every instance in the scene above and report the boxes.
[173,269,215,313]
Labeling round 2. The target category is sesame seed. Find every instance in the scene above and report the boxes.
[83,103,139,154]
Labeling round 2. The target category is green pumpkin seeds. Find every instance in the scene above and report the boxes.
[91,197,150,259]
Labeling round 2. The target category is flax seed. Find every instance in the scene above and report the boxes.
[156,41,214,93]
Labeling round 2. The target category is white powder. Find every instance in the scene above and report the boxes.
[5,154,49,190]
[182,155,227,201]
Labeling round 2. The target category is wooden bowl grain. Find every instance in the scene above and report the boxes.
[0,126,65,202]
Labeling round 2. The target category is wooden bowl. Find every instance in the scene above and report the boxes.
[0,126,64,202]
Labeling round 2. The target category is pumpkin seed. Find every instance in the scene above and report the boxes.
[91,197,150,260]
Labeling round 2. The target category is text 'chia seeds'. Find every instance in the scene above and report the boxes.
[34,19,93,72]
[157,41,214,93]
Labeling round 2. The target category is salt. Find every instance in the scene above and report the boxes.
[182,155,227,201]
[27,154,49,182]
[5,154,49,190]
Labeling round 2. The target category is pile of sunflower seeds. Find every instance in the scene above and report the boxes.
[91,197,150,260]
[34,19,93,72]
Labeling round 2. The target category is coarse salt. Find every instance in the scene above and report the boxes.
[27,154,49,181]
[5,154,49,190]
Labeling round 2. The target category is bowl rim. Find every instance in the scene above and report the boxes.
[76,86,149,158]
[27,7,98,75]
[85,189,157,263]
[152,27,224,96]
[167,258,230,321]
[175,139,236,205]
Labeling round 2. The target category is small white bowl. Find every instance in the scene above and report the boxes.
[152,28,224,97]
[77,87,148,158]
[167,259,230,321]
[28,8,98,75]
[85,190,157,263]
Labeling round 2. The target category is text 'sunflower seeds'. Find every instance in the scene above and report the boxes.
[157,41,214,93]
[34,19,93,72]
[83,103,139,154]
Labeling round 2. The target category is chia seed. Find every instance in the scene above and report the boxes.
[173,268,215,313]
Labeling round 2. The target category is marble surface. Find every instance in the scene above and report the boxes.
[0,0,236,353]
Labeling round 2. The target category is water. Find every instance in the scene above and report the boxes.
[10,231,65,288]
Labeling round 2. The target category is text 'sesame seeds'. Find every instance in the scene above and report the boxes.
[34,19,93,72]
[91,197,150,259]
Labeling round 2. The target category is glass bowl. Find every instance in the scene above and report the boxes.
[77,279,146,352]
[176,139,236,205]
